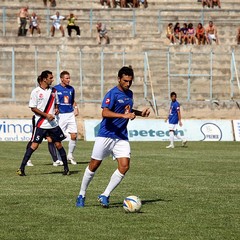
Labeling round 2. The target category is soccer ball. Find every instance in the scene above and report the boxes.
[123,195,142,213]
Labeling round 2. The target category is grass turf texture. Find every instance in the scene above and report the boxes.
[0,141,239,240]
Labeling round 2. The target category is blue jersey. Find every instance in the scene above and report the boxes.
[98,86,133,140]
[54,84,75,113]
[168,100,180,124]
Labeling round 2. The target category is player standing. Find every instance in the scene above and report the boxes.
[165,92,187,148]
[17,70,70,176]
[54,71,78,165]
[76,66,150,208]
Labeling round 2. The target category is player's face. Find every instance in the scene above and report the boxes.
[171,95,177,102]
[61,74,70,87]
[118,75,133,92]
[43,74,54,87]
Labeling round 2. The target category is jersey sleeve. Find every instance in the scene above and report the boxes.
[101,90,114,110]
[29,89,37,108]
[55,89,59,105]
[176,102,180,111]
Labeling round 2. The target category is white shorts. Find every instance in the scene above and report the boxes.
[57,112,77,134]
[208,34,216,41]
[53,23,61,30]
[91,137,131,161]
[168,124,178,131]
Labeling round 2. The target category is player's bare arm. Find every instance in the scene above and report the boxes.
[102,107,135,120]
[31,107,55,121]
[73,101,79,116]
[178,110,182,127]
[132,108,150,117]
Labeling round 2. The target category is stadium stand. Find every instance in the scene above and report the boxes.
[0,0,240,120]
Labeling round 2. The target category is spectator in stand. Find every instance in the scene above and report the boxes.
[180,23,188,45]
[138,0,148,8]
[202,0,210,8]
[29,12,41,37]
[67,13,80,38]
[166,23,175,45]
[205,21,219,45]
[174,22,181,44]
[196,23,206,45]
[18,6,29,36]
[96,22,110,44]
[100,0,111,8]
[50,11,65,37]
[236,27,240,45]
[211,0,221,8]
[43,0,56,7]
[187,23,196,45]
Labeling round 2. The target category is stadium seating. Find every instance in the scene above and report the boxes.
[0,0,240,120]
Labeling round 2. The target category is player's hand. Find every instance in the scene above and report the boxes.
[54,108,59,115]
[141,108,150,117]
[179,121,183,127]
[124,112,136,120]
[46,114,55,121]
[74,108,79,116]
[165,119,168,123]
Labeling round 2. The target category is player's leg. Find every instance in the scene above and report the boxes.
[67,133,77,164]
[175,130,187,147]
[46,136,62,166]
[98,140,130,207]
[76,137,112,207]
[17,128,45,176]
[166,124,175,148]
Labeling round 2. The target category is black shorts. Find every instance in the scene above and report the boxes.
[32,126,66,143]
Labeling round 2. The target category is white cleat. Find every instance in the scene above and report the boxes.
[166,145,174,149]
[182,140,187,147]
[68,156,77,165]
[53,160,63,167]
[26,160,34,166]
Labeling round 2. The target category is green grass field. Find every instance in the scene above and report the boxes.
[0,141,239,240]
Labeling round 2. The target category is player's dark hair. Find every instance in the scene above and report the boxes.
[118,66,134,79]
[170,92,177,97]
[60,70,70,78]
[40,70,52,80]
[37,75,41,84]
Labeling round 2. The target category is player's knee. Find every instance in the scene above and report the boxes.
[119,164,130,175]
[55,142,62,149]
[70,133,77,140]
[88,159,102,172]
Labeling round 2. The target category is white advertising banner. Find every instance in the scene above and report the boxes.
[0,119,32,141]
[233,120,240,141]
[84,119,234,141]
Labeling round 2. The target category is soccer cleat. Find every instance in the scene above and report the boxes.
[26,160,34,167]
[182,140,187,147]
[17,169,26,176]
[166,145,174,149]
[53,160,63,167]
[98,195,110,208]
[76,195,85,207]
[67,155,77,165]
[63,169,71,176]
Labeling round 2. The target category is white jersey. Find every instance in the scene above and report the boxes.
[29,86,59,129]
[30,16,38,27]
[51,15,65,29]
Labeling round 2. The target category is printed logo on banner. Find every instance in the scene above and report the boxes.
[200,123,222,141]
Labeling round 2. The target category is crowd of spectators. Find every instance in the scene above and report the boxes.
[166,21,220,45]
[200,0,221,8]
[100,0,148,8]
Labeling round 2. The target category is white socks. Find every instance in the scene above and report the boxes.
[68,139,76,157]
[169,131,174,146]
[79,167,95,197]
[102,169,125,197]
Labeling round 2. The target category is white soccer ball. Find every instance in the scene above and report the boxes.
[123,195,142,213]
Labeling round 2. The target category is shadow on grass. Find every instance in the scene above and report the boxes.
[41,170,80,175]
[44,161,89,166]
[90,198,171,209]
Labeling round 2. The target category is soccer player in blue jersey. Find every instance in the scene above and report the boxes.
[54,71,78,165]
[165,92,187,148]
[76,66,150,208]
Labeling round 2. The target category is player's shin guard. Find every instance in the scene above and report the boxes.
[20,148,34,170]
[79,166,95,197]
[102,169,125,197]
[58,147,69,171]
[48,142,58,162]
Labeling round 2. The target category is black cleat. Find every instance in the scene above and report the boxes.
[17,169,26,176]
[63,170,71,176]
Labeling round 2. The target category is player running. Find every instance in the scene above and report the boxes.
[165,91,187,148]
[54,71,78,165]
[76,66,150,208]
[17,70,70,176]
